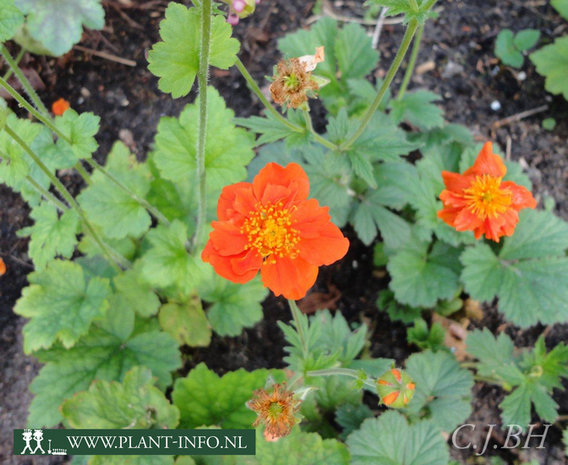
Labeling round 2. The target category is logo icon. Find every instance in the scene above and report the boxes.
[19,429,66,455]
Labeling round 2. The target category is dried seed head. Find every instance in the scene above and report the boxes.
[269,58,319,109]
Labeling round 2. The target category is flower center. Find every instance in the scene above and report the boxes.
[463,174,512,219]
[241,202,300,263]
[268,402,284,419]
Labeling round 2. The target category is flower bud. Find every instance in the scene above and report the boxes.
[376,368,415,409]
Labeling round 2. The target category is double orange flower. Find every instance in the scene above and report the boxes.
[438,142,536,242]
[202,163,349,300]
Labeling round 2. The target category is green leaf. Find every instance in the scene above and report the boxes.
[153,87,254,200]
[110,265,161,318]
[236,114,299,146]
[377,289,422,324]
[466,329,525,386]
[78,142,151,240]
[14,260,110,354]
[55,109,100,160]
[461,210,568,327]
[335,22,379,80]
[201,428,349,465]
[531,37,568,100]
[406,350,474,431]
[139,220,201,294]
[172,363,282,428]
[552,0,568,19]
[0,0,24,41]
[514,29,540,52]
[159,298,212,347]
[335,404,374,440]
[347,411,449,465]
[389,90,444,130]
[14,0,104,56]
[407,318,445,352]
[147,3,239,98]
[18,203,78,269]
[27,316,181,427]
[388,240,462,308]
[495,29,523,68]
[61,366,179,428]
[198,272,266,337]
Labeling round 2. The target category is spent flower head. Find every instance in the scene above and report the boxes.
[438,142,536,242]
[269,47,325,110]
[247,383,301,441]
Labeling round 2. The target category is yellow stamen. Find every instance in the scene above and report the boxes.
[241,202,300,264]
[463,174,512,220]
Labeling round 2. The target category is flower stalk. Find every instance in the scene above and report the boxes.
[396,22,425,101]
[192,0,213,250]
[340,18,419,151]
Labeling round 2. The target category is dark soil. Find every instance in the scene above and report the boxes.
[1,0,567,464]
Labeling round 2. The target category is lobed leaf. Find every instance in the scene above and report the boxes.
[0,0,24,41]
[530,37,568,100]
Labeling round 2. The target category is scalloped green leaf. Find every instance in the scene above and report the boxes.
[159,297,212,347]
[198,271,266,337]
[61,366,179,429]
[460,210,568,327]
[347,411,449,465]
[405,350,474,431]
[14,260,110,354]
[14,0,104,56]
[55,109,100,160]
[0,0,24,41]
[172,363,283,429]
[147,3,239,98]
[389,90,444,130]
[387,240,462,308]
[531,37,568,100]
[78,142,151,240]
[139,220,201,295]
[153,87,254,201]
[27,315,181,427]
[18,203,79,270]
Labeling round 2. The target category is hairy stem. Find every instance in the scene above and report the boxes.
[192,0,212,250]
[396,22,424,100]
[0,44,49,116]
[308,368,377,390]
[340,19,419,151]
[26,176,69,212]
[302,108,337,151]
[4,125,130,270]
[2,47,25,81]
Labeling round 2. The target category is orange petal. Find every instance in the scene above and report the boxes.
[391,369,402,382]
[260,256,318,300]
[437,205,461,226]
[501,181,537,211]
[208,221,248,256]
[453,207,483,231]
[52,98,70,116]
[293,199,349,265]
[441,171,473,193]
[202,243,259,283]
[464,142,507,178]
[382,391,400,406]
[0,257,5,276]
[439,190,467,208]
[253,163,310,205]
[217,182,256,222]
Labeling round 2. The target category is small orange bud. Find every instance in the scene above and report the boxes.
[377,367,415,409]
[0,257,5,276]
[52,98,70,116]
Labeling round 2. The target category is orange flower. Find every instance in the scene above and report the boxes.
[202,163,349,300]
[0,257,5,276]
[52,98,70,116]
[247,383,301,441]
[437,142,536,242]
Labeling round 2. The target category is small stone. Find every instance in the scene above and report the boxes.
[80,87,91,98]
[490,100,501,111]
[517,71,527,81]
[441,61,464,79]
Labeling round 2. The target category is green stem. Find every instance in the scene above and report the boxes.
[4,124,130,270]
[396,22,424,100]
[2,47,25,81]
[0,76,71,144]
[408,0,420,11]
[340,19,419,151]
[288,300,308,360]
[308,368,377,390]
[302,109,338,151]
[26,176,69,211]
[235,58,302,133]
[0,44,49,116]
[74,161,92,185]
[192,0,212,250]
[84,158,170,226]
[420,0,438,11]
[474,374,504,385]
